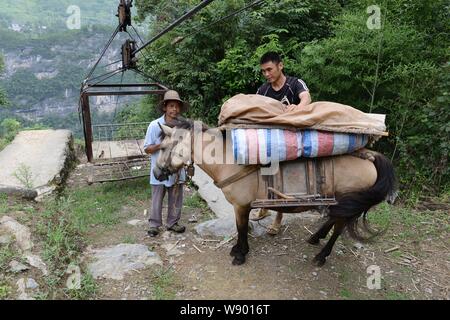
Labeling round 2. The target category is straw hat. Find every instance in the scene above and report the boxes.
[157,90,189,114]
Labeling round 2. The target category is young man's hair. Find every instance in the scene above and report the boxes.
[260,51,282,65]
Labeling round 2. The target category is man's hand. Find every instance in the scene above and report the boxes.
[145,144,161,155]
[283,104,299,112]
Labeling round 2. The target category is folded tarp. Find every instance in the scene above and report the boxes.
[219,94,387,136]
[232,128,369,165]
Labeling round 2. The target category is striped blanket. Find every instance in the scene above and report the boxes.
[231,128,369,165]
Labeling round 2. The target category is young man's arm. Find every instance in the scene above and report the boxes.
[298,90,311,108]
[287,79,311,111]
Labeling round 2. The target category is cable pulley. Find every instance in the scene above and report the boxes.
[117,0,133,32]
[121,39,137,70]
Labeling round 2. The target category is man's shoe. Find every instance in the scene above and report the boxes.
[167,223,186,233]
[147,227,159,237]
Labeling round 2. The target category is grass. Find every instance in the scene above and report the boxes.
[367,202,449,241]
[183,192,215,222]
[0,194,36,218]
[13,163,35,189]
[0,243,19,272]
[0,282,11,299]
[151,267,177,300]
[0,243,20,300]
[184,192,208,209]
[339,288,353,299]
[384,290,410,300]
[0,177,151,299]
[61,177,149,232]
[338,268,351,283]
[35,178,150,298]
[122,235,137,244]
[0,176,156,299]
[35,200,84,297]
[66,273,98,300]
[0,194,11,215]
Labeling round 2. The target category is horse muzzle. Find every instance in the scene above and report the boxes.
[153,166,171,181]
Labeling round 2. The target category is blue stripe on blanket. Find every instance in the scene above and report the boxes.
[303,130,312,157]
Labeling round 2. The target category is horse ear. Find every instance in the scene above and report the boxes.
[158,123,173,136]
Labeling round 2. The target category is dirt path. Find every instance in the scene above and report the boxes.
[70,162,448,300]
[38,155,445,300]
[2,154,448,301]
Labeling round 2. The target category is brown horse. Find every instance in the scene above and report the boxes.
[153,118,396,266]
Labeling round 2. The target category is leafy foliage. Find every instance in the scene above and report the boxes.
[295,1,449,195]
[136,0,342,124]
[0,118,21,151]
[134,0,448,195]
[0,55,7,106]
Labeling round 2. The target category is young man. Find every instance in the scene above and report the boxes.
[144,90,189,237]
[252,51,312,235]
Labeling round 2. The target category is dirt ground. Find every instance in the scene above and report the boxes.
[85,207,449,300]
[66,159,449,300]
[2,154,447,301]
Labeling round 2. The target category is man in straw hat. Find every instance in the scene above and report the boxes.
[144,90,189,237]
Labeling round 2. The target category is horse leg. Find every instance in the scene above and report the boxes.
[267,212,283,235]
[313,219,346,267]
[307,217,336,245]
[230,205,251,265]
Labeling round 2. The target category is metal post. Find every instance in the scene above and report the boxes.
[81,93,94,162]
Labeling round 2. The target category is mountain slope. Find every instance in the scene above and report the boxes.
[0,0,118,30]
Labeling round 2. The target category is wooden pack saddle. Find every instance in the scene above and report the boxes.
[251,157,337,209]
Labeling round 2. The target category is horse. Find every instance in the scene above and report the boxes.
[153,118,397,266]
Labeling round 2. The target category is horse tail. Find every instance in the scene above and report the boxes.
[328,153,397,241]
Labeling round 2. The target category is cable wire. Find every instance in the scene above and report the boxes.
[144,0,266,54]
[84,25,121,81]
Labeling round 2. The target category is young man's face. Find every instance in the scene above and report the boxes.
[163,100,181,119]
[260,61,284,84]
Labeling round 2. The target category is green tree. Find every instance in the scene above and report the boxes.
[134,0,449,195]
[0,55,7,106]
[296,1,449,194]
[136,0,342,124]
[0,117,21,151]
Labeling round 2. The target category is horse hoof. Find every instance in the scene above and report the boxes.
[232,256,246,265]
[230,245,240,257]
[313,255,326,267]
[307,236,320,245]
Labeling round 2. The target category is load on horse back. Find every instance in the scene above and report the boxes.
[153,95,397,266]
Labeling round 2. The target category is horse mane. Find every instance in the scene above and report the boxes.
[158,117,210,139]
[169,117,210,131]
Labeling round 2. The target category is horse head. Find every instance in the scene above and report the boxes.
[153,118,193,182]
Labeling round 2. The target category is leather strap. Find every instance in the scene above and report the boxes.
[214,165,260,189]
